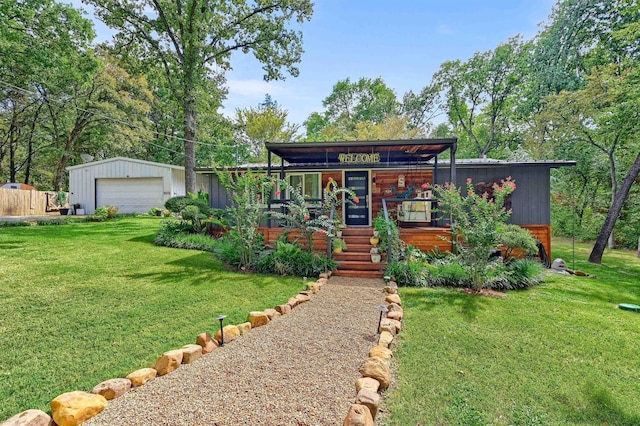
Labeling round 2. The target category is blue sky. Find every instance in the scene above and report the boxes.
[73,0,556,128]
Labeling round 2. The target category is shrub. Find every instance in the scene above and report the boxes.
[426,261,470,287]
[153,219,219,251]
[385,260,429,287]
[257,241,336,276]
[497,224,538,261]
[154,220,217,252]
[164,196,211,215]
[90,207,109,222]
[434,177,516,289]
[213,231,265,271]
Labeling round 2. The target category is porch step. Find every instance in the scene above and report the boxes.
[334,251,378,262]
[340,227,374,237]
[332,269,386,279]
[332,227,385,278]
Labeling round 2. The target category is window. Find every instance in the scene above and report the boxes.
[288,173,321,199]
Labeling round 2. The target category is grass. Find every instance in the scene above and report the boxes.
[0,217,304,421]
[381,238,640,425]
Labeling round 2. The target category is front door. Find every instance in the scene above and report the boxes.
[345,171,369,226]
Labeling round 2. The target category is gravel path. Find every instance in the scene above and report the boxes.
[83,276,385,426]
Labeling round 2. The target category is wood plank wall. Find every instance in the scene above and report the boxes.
[371,170,433,219]
[259,228,329,252]
[260,224,551,258]
[0,189,50,216]
[400,225,552,259]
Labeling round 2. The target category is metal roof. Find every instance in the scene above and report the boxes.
[264,139,457,167]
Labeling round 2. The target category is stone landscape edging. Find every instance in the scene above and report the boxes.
[342,280,402,425]
[1,273,331,426]
[1,273,400,426]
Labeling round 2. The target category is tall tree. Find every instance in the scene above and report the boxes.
[86,0,314,193]
[432,37,522,158]
[235,94,299,162]
[0,0,96,188]
[304,77,400,140]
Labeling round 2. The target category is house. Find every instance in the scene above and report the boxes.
[67,157,209,214]
[198,139,575,277]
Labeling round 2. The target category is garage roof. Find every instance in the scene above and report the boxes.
[66,157,184,171]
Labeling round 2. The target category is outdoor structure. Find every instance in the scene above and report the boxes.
[198,139,574,277]
[67,157,209,214]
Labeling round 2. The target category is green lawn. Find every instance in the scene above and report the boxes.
[382,239,640,425]
[0,217,303,421]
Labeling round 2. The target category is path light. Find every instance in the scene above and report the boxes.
[377,305,389,334]
[383,276,391,283]
[216,315,227,346]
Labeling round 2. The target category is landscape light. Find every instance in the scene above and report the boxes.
[377,305,389,334]
[216,315,227,346]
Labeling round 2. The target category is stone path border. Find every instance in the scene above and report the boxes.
[3,274,404,426]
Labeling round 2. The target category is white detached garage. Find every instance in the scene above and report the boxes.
[67,157,207,214]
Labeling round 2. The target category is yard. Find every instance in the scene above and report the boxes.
[0,217,303,421]
[381,239,640,425]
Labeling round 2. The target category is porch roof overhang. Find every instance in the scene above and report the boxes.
[264,138,457,168]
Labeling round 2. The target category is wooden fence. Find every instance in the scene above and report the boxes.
[0,188,59,216]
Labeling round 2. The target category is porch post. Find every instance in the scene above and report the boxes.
[450,142,457,185]
[267,150,272,228]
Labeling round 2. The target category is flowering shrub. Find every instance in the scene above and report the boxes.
[434,177,520,289]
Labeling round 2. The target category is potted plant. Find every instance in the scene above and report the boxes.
[58,191,70,215]
[370,246,382,263]
[332,238,347,254]
[332,216,346,237]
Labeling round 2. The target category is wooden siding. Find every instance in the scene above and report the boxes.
[435,164,552,225]
[0,189,49,216]
[400,225,551,259]
[259,228,329,252]
[371,170,433,221]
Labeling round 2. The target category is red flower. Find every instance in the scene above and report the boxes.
[421,183,428,189]
[328,177,333,182]
[304,214,310,220]
[353,197,360,203]
[275,190,281,196]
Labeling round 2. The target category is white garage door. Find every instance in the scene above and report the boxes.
[96,178,164,214]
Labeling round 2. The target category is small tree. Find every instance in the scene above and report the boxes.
[434,177,517,289]
[216,169,273,270]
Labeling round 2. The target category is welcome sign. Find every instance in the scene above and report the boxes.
[338,153,381,164]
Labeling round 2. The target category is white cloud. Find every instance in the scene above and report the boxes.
[436,25,455,35]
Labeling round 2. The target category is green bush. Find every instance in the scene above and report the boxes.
[89,207,109,222]
[256,241,336,277]
[164,196,211,215]
[385,260,429,287]
[153,219,218,251]
[213,231,265,270]
[426,261,470,287]
[497,224,538,260]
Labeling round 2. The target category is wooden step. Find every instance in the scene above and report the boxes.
[332,269,385,278]
[333,252,374,262]
[336,261,386,271]
[341,228,374,237]
[341,236,375,245]
[339,243,376,253]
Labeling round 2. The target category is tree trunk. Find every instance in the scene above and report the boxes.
[607,152,617,249]
[184,103,197,195]
[589,151,640,263]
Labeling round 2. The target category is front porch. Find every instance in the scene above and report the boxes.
[257,224,551,279]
